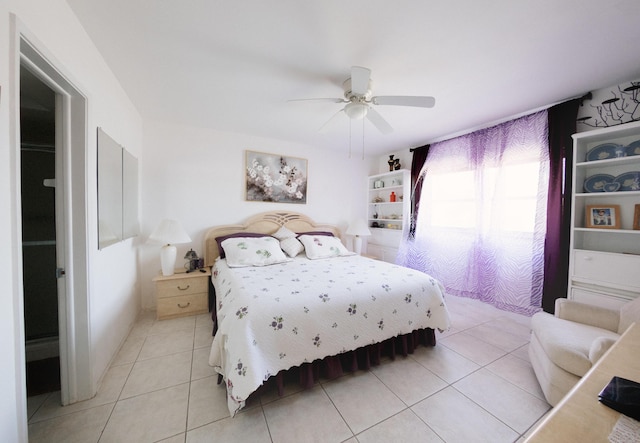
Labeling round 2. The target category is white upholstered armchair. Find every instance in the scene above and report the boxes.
[529,296,640,406]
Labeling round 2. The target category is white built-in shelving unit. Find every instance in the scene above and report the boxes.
[569,120,640,309]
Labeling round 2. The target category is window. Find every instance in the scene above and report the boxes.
[398,110,549,315]
[420,160,543,232]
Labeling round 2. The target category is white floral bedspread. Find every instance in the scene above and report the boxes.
[209,255,451,415]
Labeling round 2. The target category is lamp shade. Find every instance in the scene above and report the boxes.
[147,219,191,245]
[346,219,372,237]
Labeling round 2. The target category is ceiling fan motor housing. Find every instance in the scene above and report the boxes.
[342,77,372,119]
[342,77,373,102]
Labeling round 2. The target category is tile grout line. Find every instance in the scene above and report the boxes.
[99,318,154,442]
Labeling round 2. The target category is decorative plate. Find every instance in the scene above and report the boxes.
[586,143,624,161]
[626,140,640,156]
[603,182,621,192]
[613,172,640,191]
[584,174,615,192]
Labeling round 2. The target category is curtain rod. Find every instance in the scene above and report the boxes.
[409,93,589,150]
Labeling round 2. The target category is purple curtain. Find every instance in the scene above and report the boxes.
[541,99,580,313]
[397,111,549,315]
[409,145,430,237]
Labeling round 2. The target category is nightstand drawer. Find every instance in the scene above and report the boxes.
[157,293,208,319]
[156,276,208,298]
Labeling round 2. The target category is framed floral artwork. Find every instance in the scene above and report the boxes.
[245,151,307,203]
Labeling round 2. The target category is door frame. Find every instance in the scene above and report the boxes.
[11,17,92,411]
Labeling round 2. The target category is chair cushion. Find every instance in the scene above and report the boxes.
[531,312,620,377]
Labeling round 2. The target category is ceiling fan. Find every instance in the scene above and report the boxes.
[290,66,436,134]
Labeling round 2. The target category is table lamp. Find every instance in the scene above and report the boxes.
[148,219,191,276]
[346,219,372,255]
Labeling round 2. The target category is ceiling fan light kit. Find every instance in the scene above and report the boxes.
[344,102,369,120]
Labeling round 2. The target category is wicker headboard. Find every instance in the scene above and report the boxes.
[203,211,341,267]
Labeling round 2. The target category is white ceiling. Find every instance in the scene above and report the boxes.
[66,0,640,156]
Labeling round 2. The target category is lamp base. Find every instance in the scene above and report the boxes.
[160,244,177,276]
[353,236,363,255]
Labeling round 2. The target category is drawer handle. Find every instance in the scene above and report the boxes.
[583,256,592,261]
[177,302,191,309]
[177,285,190,291]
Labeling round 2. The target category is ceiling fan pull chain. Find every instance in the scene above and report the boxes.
[348,119,353,158]
[361,117,365,160]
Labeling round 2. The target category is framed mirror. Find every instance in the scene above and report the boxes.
[97,128,138,249]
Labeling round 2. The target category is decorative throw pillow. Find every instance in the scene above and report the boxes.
[221,236,290,267]
[272,226,296,240]
[279,237,304,257]
[298,235,354,259]
[272,226,304,257]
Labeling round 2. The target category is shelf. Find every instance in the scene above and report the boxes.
[576,155,640,168]
[369,201,404,205]
[574,227,640,234]
[572,120,640,144]
[575,190,640,198]
[369,185,404,192]
[369,169,408,180]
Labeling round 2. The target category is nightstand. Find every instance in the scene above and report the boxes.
[153,268,210,320]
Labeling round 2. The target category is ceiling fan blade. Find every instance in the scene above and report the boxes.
[287,97,347,104]
[318,108,345,133]
[366,107,393,134]
[372,95,436,108]
[350,66,371,95]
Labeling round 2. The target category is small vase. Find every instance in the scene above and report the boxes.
[394,158,401,170]
[388,155,395,171]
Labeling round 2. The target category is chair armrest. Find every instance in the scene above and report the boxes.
[555,299,620,332]
[588,336,618,364]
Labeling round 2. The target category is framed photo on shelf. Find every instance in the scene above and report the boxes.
[585,205,621,229]
[634,204,640,230]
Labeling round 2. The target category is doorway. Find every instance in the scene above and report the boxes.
[17,34,92,407]
[20,66,60,397]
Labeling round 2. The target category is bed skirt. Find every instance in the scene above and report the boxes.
[217,327,436,398]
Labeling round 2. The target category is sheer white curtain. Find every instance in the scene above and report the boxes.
[397,111,549,315]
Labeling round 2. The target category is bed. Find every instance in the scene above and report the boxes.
[205,211,451,415]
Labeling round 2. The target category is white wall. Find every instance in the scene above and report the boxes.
[139,120,373,308]
[1,1,143,439]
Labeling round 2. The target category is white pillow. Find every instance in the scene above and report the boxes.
[272,226,296,240]
[271,226,304,257]
[221,236,290,267]
[298,235,355,259]
[279,236,304,257]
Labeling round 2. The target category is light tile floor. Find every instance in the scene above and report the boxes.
[27,295,551,442]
